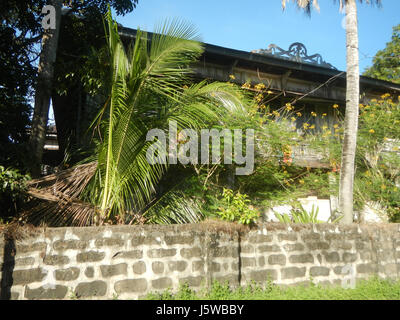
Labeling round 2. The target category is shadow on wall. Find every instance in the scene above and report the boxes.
[0,235,16,300]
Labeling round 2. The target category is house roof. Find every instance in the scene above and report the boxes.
[119,26,400,99]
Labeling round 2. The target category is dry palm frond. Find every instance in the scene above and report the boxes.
[20,162,99,227]
[27,161,97,199]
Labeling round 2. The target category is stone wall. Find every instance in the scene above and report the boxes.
[0,223,399,300]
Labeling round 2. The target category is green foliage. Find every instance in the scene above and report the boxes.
[274,204,342,224]
[216,189,259,225]
[0,166,30,220]
[146,277,400,300]
[364,24,400,84]
[353,97,400,222]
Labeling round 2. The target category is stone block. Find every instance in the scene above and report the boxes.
[179,276,204,287]
[357,263,378,274]
[192,260,205,273]
[258,244,281,253]
[15,242,46,253]
[75,281,107,298]
[152,261,165,274]
[301,233,321,241]
[25,285,68,300]
[85,267,94,278]
[241,257,256,268]
[248,269,278,282]
[147,248,176,259]
[100,263,127,277]
[164,235,194,245]
[43,255,69,266]
[306,242,330,250]
[278,233,298,241]
[114,279,148,294]
[281,267,306,279]
[55,267,80,281]
[167,261,188,272]
[342,252,358,263]
[12,268,47,285]
[180,247,202,259]
[76,251,105,263]
[268,254,286,266]
[310,266,330,277]
[289,254,314,264]
[53,240,88,251]
[132,261,146,275]
[283,243,305,252]
[112,250,143,260]
[152,277,173,290]
[322,252,340,263]
[95,238,125,247]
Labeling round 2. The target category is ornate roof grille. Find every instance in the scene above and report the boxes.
[252,42,337,70]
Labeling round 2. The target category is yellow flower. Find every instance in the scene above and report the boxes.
[333,124,339,129]
[303,123,310,130]
[299,179,305,184]
[267,90,274,94]
[241,82,251,89]
[296,112,302,117]
[260,104,266,109]
[322,113,327,117]
[311,111,317,117]
[371,99,377,103]
[381,93,390,99]
[255,83,266,91]
[291,117,296,122]
[369,129,375,134]
[322,125,328,131]
[310,124,315,129]
[255,94,263,102]
[333,104,339,109]
[286,103,293,111]
[384,137,389,141]
[273,110,280,117]
[229,74,236,80]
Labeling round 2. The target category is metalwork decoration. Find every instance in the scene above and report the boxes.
[252,42,337,70]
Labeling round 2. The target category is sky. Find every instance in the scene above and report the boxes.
[114,0,400,73]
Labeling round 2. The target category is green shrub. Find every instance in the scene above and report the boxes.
[0,166,30,221]
[216,188,259,225]
[274,204,343,224]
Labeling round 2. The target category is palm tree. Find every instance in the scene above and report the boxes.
[282,0,381,224]
[23,10,249,226]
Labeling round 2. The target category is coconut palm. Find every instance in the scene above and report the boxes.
[282,0,381,224]
[22,10,249,226]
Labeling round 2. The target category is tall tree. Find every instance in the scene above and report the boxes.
[282,0,381,224]
[29,0,62,177]
[0,0,46,169]
[28,0,139,177]
[364,24,400,84]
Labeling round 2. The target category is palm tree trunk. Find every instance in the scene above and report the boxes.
[29,0,62,177]
[339,0,360,224]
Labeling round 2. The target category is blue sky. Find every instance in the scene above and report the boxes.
[115,0,400,73]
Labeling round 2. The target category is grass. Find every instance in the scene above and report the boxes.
[145,277,400,300]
